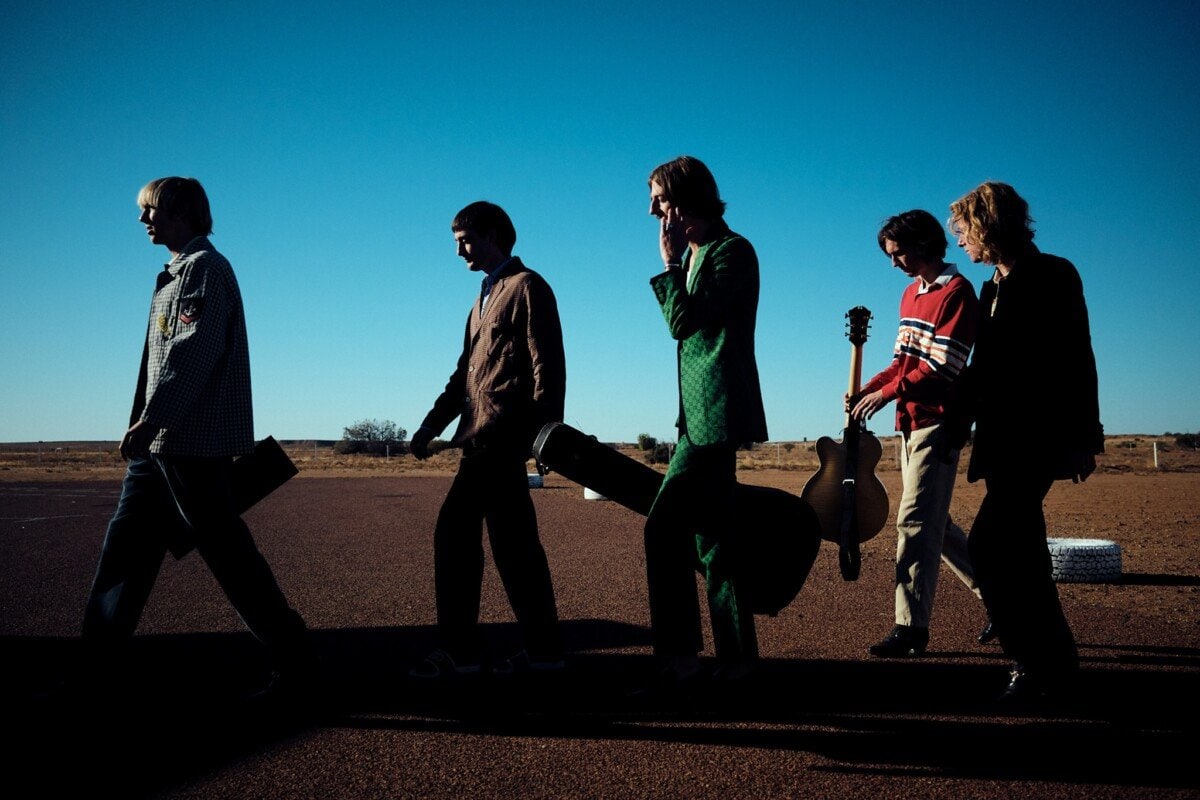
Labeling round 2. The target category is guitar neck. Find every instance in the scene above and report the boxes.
[842,305,873,431]
[844,341,865,430]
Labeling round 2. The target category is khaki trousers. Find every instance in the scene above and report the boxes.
[893,424,981,628]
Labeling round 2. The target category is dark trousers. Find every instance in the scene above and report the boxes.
[433,450,561,661]
[643,436,758,663]
[83,456,307,666]
[968,473,1078,678]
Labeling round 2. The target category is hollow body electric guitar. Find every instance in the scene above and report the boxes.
[800,306,889,580]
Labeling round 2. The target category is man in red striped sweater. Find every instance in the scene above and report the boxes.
[849,209,989,657]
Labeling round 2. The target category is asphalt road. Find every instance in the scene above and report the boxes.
[2,473,1197,799]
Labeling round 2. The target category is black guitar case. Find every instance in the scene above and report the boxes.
[533,422,821,616]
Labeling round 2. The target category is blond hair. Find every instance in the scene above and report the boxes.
[948,181,1035,265]
[137,176,213,236]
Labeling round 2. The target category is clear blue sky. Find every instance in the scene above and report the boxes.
[2,1,1197,444]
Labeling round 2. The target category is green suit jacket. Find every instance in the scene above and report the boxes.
[651,221,768,447]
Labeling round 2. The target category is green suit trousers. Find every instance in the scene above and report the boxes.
[643,435,758,663]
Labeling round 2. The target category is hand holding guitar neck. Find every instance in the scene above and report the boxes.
[800,306,890,581]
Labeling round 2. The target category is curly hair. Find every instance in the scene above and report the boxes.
[948,181,1036,265]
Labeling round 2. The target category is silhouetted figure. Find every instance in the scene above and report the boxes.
[83,177,311,702]
[408,202,566,679]
[642,156,768,691]
[947,181,1103,703]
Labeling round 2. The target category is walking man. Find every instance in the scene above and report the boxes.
[642,156,768,689]
[409,201,566,678]
[84,176,310,700]
[850,209,989,658]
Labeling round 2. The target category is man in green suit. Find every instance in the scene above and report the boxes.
[643,156,769,689]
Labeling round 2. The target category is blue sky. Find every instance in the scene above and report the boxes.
[2,1,1197,444]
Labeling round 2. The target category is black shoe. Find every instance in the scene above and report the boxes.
[977,621,998,644]
[711,661,754,685]
[246,665,323,712]
[868,625,929,658]
[997,665,1045,704]
[493,649,566,678]
[407,648,483,680]
[999,659,1078,703]
[628,657,706,702]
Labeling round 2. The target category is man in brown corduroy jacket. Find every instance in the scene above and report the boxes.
[409,201,566,680]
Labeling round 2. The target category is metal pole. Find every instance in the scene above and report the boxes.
[1153,441,1159,469]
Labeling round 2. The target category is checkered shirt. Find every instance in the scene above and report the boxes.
[137,236,254,457]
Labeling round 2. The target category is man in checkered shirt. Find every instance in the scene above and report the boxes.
[82,177,311,701]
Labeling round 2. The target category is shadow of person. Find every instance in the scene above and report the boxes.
[6,622,1199,795]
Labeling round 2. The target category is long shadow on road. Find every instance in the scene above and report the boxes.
[6,620,1198,796]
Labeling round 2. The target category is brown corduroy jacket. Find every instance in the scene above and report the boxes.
[421,258,566,457]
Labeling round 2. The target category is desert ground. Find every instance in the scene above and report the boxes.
[1,437,1197,798]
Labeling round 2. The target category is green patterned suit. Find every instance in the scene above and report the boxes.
[645,220,768,664]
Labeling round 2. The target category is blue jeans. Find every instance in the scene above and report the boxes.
[82,456,307,666]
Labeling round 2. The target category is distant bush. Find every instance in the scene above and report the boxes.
[636,433,657,451]
[646,442,672,465]
[1175,432,1199,449]
[334,418,407,456]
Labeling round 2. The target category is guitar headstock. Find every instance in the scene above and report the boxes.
[846,306,873,346]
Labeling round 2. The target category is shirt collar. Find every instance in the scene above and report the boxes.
[482,256,514,290]
[165,236,210,276]
[916,262,959,294]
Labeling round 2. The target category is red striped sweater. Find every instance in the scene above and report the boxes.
[859,266,978,432]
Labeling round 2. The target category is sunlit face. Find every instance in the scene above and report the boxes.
[883,239,944,284]
[138,204,191,252]
[952,218,987,264]
[454,228,506,273]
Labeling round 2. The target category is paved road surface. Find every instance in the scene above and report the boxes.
[2,474,1197,798]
